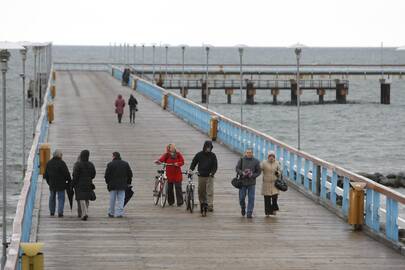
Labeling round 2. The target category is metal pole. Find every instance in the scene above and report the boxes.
[239,48,244,125]
[133,44,136,68]
[295,47,302,150]
[142,45,145,78]
[206,47,209,109]
[20,48,27,177]
[152,45,156,82]
[1,49,10,270]
[182,46,185,94]
[37,48,42,120]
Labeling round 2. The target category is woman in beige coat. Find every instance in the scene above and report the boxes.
[260,151,281,216]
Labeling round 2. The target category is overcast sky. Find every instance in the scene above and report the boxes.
[2,0,405,47]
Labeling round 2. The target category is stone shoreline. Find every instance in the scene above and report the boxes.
[357,172,405,188]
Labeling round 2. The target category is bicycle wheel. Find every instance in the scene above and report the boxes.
[189,187,194,213]
[185,186,191,211]
[153,179,161,205]
[160,181,168,207]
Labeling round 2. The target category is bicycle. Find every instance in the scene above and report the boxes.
[153,163,169,207]
[183,171,195,213]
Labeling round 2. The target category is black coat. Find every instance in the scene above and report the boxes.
[44,157,71,191]
[189,141,218,177]
[104,159,133,191]
[72,161,96,201]
[128,96,138,109]
[235,157,261,186]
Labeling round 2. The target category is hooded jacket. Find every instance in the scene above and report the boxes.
[189,141,218,177]
[128,95,138,109]
[72,150,96,200]
[115,95,125,115]
[235,156,261,186]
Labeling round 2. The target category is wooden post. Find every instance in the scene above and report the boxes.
[225,89,234,104]
[246,81,255,104]
[335,79,348,104]
[271,89,279,105]
[380,79,390,104]
[316,165,322,196]
[317,88,325,104]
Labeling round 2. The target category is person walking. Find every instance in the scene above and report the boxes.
[128,94,138,124]
[115,94,125,123]
[235,148,261,218]
[72,150,96,221]
[189,141,218,215]
[261,151,282,216]
[44,149,72,217]
[155,144,184,206]
[104,152,133,218]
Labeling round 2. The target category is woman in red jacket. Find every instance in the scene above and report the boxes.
[155,144,184,206]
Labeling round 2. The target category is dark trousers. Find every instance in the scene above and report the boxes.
[117,113,123,123]
[167,182,183,206]
[264,194,279,215]
[129,107,136,123]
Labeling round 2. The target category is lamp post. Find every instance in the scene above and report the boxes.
[141,44,145,78]
[32,46,38,137]
[205,46,210,109]
[294,47,302,150]
[165,45,169,79]
[181,45,186,94]
[238,47,244,125]
[20,48,27,176]
[1,48,10,270]
[152,44,156,82]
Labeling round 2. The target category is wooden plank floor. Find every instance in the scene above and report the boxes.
[36,71,405,270]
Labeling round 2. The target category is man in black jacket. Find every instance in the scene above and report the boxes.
[104,152,133,218]
[189,141,218,215]
[44,149,72,217]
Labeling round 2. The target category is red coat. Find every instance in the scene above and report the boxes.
[158,152,184,183]
[115,97,125,114]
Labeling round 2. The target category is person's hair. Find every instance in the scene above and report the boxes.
[113,152,121,160]
[268,151,276,157]
[78,150,90,162]
[53,149,63,158]
[245,148,253,153]
[167,143,176,152]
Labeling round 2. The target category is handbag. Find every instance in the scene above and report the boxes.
[89,190,97,201]
[275,175,288,192]
[231,158,244,189]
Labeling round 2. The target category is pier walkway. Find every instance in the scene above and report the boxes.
[34,71,404,269]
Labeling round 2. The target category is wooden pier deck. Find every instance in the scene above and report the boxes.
[35,71,404,269]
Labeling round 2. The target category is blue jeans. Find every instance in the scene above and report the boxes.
[109,190,125,217]
[239,185,256,215]
[49,190,65,215]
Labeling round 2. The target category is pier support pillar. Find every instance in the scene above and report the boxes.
[180,87,188,98]
[225,89,234,104]
[201,82,210,103]
[290,80,302,105]
[317,88,325,104]
[246,81,256,104]
[380,79,390,104]
[271,89,279,105]
[335,80,348,104]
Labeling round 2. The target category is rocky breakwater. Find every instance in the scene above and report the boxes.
[357,172,405,188]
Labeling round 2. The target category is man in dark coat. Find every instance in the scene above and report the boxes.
[104,152,133,218]
[44,149,72,217]
[128,94,138,124]
[72,150,96,221]
[189,141,218,215]
[235,148,261,218]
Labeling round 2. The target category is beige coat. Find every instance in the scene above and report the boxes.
[260,160,281,196]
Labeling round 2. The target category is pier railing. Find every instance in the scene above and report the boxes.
[112,65,405,253]
[5,71,52,270]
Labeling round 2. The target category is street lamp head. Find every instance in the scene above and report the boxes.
[295,47,302,58]
[20,48,27,61]
[0,50,10,72]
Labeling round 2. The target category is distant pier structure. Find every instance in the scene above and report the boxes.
[126,63,403,105]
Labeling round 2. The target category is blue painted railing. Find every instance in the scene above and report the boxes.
[111,66,405,252]
[5,71,52,270]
